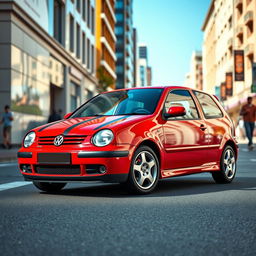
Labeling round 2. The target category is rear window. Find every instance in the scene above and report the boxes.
[193,91,223,119]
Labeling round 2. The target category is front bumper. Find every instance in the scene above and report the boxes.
[17,147,133,183]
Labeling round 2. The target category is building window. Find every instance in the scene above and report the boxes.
[246,21,253,38]
[87,39,91,70]
[116,13,124,21]
[91,44,94,73]
[236,4,243,19]
[82,32,86,65]
[76,0,81,13]
[82,0,86,21]
[70,81,80,111]
[87,0,90,28]
[91,6,95,34]
[54,0,63,44]
[116,1,124,9]
[69,15,74,52]
[76,23,80,59]
[115,27,124,35]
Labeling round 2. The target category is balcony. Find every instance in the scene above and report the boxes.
[244,11,253,24]
[244,43,254,56]
[235,25,243,36]
[227,37,233,48]
[235,0,242,8]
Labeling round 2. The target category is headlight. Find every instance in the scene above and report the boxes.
[92,129,114,147]
[23,132,36,148]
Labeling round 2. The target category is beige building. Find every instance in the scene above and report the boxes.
[184,51,203,90]
[202,0,256,122]
[202,0,233,94]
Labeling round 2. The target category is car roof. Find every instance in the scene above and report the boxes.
[102,86,201,93]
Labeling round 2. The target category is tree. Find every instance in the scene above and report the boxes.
[97,66,115,92]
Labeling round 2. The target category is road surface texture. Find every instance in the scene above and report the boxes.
[0,144,255,256]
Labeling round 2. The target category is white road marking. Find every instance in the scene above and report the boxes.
[0,181,31,192]
[250,159,256,162]
[0,162,17,168]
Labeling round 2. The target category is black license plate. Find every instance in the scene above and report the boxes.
[38,153,71,164]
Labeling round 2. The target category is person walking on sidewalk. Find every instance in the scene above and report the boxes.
[0,105,14,149]
[240,97,256,150]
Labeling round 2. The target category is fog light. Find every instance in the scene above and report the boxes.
[99,165,106,174]
[20,164,32,173]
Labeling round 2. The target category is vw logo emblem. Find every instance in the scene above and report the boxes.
[54,135,64,146]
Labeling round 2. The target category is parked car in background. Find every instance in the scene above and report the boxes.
[18,86,238,194]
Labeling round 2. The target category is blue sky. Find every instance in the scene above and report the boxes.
[133,0,211,86]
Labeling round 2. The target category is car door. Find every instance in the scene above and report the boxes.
[193,91,227,165]
[162,89,209,172]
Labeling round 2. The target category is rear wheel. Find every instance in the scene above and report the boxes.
[212,145,236,184]
[33,182,66,192]
[126,146,159,194]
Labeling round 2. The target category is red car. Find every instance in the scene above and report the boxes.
[18,87,238,194]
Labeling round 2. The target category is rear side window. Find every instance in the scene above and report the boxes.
[193,91,223,119]
[164,89,199,120]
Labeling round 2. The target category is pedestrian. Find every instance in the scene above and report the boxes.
[0,105,14,149]
[240,96,256,150]
[48,109,61,123]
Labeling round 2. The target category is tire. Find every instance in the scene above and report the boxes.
[33,182,66,192]
[126,146,160,194]
[212,145,236,184]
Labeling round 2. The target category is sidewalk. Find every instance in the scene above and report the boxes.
[0,146,19,162]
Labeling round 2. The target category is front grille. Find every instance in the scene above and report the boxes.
[38,135,87,145]
[35,165,81,175]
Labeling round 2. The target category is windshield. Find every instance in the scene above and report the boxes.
[71,88,163,118]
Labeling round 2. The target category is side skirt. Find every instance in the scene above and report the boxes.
[161,162,220,179]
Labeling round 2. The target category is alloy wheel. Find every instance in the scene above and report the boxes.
[223,148,236,179]
[132,151,158,190]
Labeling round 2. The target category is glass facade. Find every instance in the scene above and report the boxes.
[0,0,98,144]
[11,45,51,117]
[115,0,134,89]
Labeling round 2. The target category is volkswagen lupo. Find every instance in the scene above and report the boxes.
[18,87,238,194]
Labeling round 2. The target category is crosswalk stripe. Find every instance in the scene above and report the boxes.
[0,181,31,192]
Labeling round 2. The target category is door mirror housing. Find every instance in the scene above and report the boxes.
[164,106,186,119]
[64,112,72,119]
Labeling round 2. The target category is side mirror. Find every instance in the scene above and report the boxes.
[64,112,72,119]
[164,106,186,119]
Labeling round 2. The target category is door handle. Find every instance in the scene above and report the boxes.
[200,124,207,131]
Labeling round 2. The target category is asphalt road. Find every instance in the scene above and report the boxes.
[0,144,256,256]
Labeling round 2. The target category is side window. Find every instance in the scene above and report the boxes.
[194,91,223,119]
[164,90,199,120]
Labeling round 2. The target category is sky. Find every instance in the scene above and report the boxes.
[133,0,211,86]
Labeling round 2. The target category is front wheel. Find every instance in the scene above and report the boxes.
[33,182,66,192]
[126,146,160,194]
[212,145,236,184]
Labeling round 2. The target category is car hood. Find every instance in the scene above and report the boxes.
[35,115,148,137]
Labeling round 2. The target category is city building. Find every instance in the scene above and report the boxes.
[185,51,203,90]
[0,0,97,144]
[202,0,256,122]
[95,0,116,90]
[147,67,152,86]
[115,0,134,88]
[137,44,152,87]
[132,28,138,86]
[184,73,191,87]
